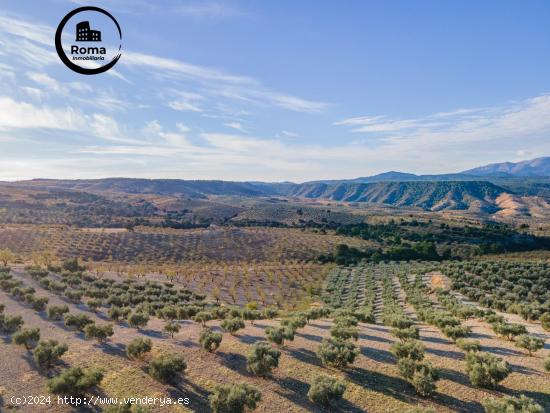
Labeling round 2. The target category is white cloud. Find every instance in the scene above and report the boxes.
[0,96,86,131]
[26,72,92,96]
[224,122,247,132]
[167,90,205,112]
[278,130,299,139]
[21,87,44,100]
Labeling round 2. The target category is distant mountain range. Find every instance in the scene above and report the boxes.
[5,156,550,214]
[461,156,550,177]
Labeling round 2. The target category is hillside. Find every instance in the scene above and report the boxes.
[14,178,278,198]
[285,181,508,212]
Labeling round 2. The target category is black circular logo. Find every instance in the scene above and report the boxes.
[55,6,122,75]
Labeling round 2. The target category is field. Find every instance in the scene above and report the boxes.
[1,258,548,413]
[0,225,372,263]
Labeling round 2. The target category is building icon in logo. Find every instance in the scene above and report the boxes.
[76,21,101,41]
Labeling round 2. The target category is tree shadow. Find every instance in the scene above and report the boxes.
[359,333,393,344]
[368,325,391,333]
[360,346,395,364]
[508,363,538,375]
[237,334,264,344]
[170,377,211,413]
[481,345,523,357]
[431,391,484,412]
[284,347,322,367]
[346,367,419,404]
[425,347,464,361]
[419,335,453,345]
[98,341,126,357]
[296,332,323,343]
[175,338,200,348]
[469,332,493,340]
[512,389,550,410]
[216,351,251,377]
[308,322,330,330]
[273,376,318,412]
[140,328,164,339]
[438,367,473,387]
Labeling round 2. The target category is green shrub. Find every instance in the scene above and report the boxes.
[465,352,510,388]
[514,335,545,356]
[455,339,481,352]
[442,325,471,341]
[65,289,83,303]
[391,326,419,342]
[492,322,527,341]
[246,342,281,376]
[30,296,49,312]
[47,305,69,320]
[209,382,261,413]
[221,318,245,335]
[163,321,180,338]
[12,327,40,350]
[397,359,439,396]
[126,337,152,360]
[391,340,425,361]
[84,323,114,343]
[316,338,358,369]
[193,311,212,327]
[241,308,262,325]
[265,326,284,345]
[149,353,186,383]
[411,363,438,397]
[128,312,149,329]
[47,367,103,397]
[199,328,222,352]
[33,340,68,370]
[64,313,93,331]
[307,375,346,406]
[544,356,550,372]
[87,299,102,312]
[330,325,358,341]
[262,307,279,319]
[158,306,178,320]
[1,314,24,333]
[483,395,543,413]
[108,306,130,321]
[388,317,415,329]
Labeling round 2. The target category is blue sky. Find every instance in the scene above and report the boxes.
[0,0,549,182]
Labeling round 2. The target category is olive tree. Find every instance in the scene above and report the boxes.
[317,338,358,369]
[465,352,510,388]
[209,382,261,413]
[126,337,152,360]
[307,375,346,406]
[483,395,543,413]
[149,353,186,383]
[12,327,40,350]
[33,340,68,370]
[246,342,281,377]
[199,328,222,352]
[514,335,545,356]
[47,367,103,397]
